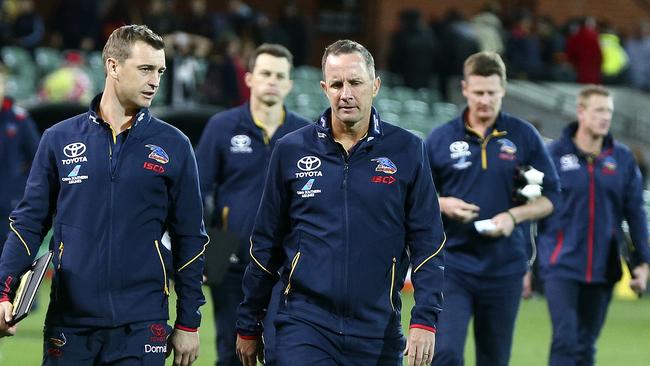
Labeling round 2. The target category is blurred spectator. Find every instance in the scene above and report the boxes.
[98,0,138,45]
[471,5,504,54]
[625,21,650,91]
[38,50,93,104]
[599,22,629,85]
[276,0,310,67]
[226,0,259,37]
[388,8,439,89]
[0,3,10,47]
[537,16,575,82]
[506,13,544,79]
[565,17,602,84]
[199,34,242,107]
[10,0,43,53]
[49,0,99,50]
[142,0,180,37]
[432,8,479,100]
[164,32,212,106]
[180,0,217,40]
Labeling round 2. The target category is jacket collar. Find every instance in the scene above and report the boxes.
[453,107,507,138]
[87,93,152,139]
[316,106,383,140]
[560,121,614,156]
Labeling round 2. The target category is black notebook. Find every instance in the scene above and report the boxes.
[9,251,53,326]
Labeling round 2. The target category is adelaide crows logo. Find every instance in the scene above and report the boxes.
[145,144,169,164]
[372,157,397,174]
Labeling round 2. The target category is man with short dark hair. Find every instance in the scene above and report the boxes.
[196,43,310,366]
[236,39,445,366]
[426,51,560,366]
[0,25,208,366]
[538,84,650,366]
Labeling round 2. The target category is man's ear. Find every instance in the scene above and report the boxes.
[106,58,119,80]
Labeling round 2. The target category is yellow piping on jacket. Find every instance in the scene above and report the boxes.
[414,234,447,273]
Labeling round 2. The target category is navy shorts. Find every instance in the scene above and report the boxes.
[42,320,172,366]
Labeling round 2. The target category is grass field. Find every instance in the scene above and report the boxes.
[1,279,649,365]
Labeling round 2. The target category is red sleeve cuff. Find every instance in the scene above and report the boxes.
[174,324,198,332]
[410,324,436,333]
[237,333,259,340]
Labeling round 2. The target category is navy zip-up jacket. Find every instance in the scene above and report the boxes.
[195,103,310,274]
[538,122,650,284]
[237,108,445,338]
[0,94,208,330]
[425,110,560,276]
[0,97,40,248]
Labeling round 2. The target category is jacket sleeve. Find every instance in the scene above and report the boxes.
[407,141,445,332]
[0,129,57,302]
[236,142,288,337]
[195,117,223,228]
[527,128,561,209]
[622,155,650,264]
[168,137,209,331]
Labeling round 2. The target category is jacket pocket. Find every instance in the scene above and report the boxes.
[53,224,101,317]
[283,251,301,297]
[154,240,170,296]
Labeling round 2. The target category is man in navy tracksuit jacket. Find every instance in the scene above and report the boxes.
[538,85,650,366]
[426,52,560,366]
[0,25,208,366]
[0,89,40,249]
[236,40,445,366]
[195,44,310,366]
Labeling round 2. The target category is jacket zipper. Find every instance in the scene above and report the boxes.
[341,159,349,333]
[106,126,116,320]
[389,257,396,311]
[57,242,64,269]
[154,240,170,295]
[480,130,507,170]
[221,206,229,232]
[283,251,301,297]
[586,158,595,282]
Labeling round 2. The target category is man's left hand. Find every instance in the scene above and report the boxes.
[167,328,200,366]
[630,263,649,295]
[482,211,516,238]
[404,327,435,366]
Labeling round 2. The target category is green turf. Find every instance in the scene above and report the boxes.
[1,281,649,365]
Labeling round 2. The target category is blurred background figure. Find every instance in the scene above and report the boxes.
[10,0,43,54]
[565,17,602,84]
[0,63,40,251]
[538,85,650,366]
[38,50,93,104]
[388,8,439,89]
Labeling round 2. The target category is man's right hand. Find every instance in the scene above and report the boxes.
[439,197,480,223]
[0,301,16,338]
[236,334,263,366]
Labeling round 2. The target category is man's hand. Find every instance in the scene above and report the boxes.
[236,334,263,366]
[0,301,16,338]
[404,327,435,366]
[482,211,516,238]
[439,197,479,223]
[630,263,649,295]
[166,328,199,366]
[522,270,533,299]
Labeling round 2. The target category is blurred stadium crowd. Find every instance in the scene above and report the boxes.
[1,1,650,112]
